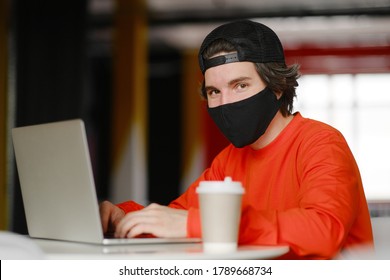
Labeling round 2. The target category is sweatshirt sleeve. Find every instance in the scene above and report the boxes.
[238,130,367,259]
[168,146,233,238]
[168,157,227,238]
[116,200,145,213]
[113,166,218,238]
[168,176,203,238]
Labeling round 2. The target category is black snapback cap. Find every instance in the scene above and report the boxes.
[198,20,285,74]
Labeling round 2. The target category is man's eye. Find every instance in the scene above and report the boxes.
[207,90,220,96]
[238,83,247,89]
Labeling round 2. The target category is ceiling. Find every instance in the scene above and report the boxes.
[146,0,390,22]
[89,0,390,50]
[89,0,390,20]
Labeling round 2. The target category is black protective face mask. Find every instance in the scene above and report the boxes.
[207,87,281,148]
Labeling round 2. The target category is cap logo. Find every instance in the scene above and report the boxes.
[203,53,239,72]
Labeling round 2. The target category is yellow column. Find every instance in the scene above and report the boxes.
[0,0,8,229]
[180,49,205,192]
[110,0,148,203]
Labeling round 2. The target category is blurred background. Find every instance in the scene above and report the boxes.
[1,0,390,234]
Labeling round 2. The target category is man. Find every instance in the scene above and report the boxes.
[100,20,373,259]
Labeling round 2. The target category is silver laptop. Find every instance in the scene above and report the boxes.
[12,119,200,245]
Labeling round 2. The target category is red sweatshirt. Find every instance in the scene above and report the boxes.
[117,113,373,259]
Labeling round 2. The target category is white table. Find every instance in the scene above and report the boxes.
[32,238,289,260]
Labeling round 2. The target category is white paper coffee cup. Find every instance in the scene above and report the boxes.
[196,177,245,253]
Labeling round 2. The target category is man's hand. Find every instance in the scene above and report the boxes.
[114,203,188,238]
[99,200,125,236]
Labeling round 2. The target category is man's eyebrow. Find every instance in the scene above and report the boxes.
[204,85,218,93]
[205,76,253,92]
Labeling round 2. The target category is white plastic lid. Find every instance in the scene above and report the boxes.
[196,177,245,194]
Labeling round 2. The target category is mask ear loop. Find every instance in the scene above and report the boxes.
[274,92,283,115]
[273,90,283,104]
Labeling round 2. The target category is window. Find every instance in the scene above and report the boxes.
[295,73,390,202]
